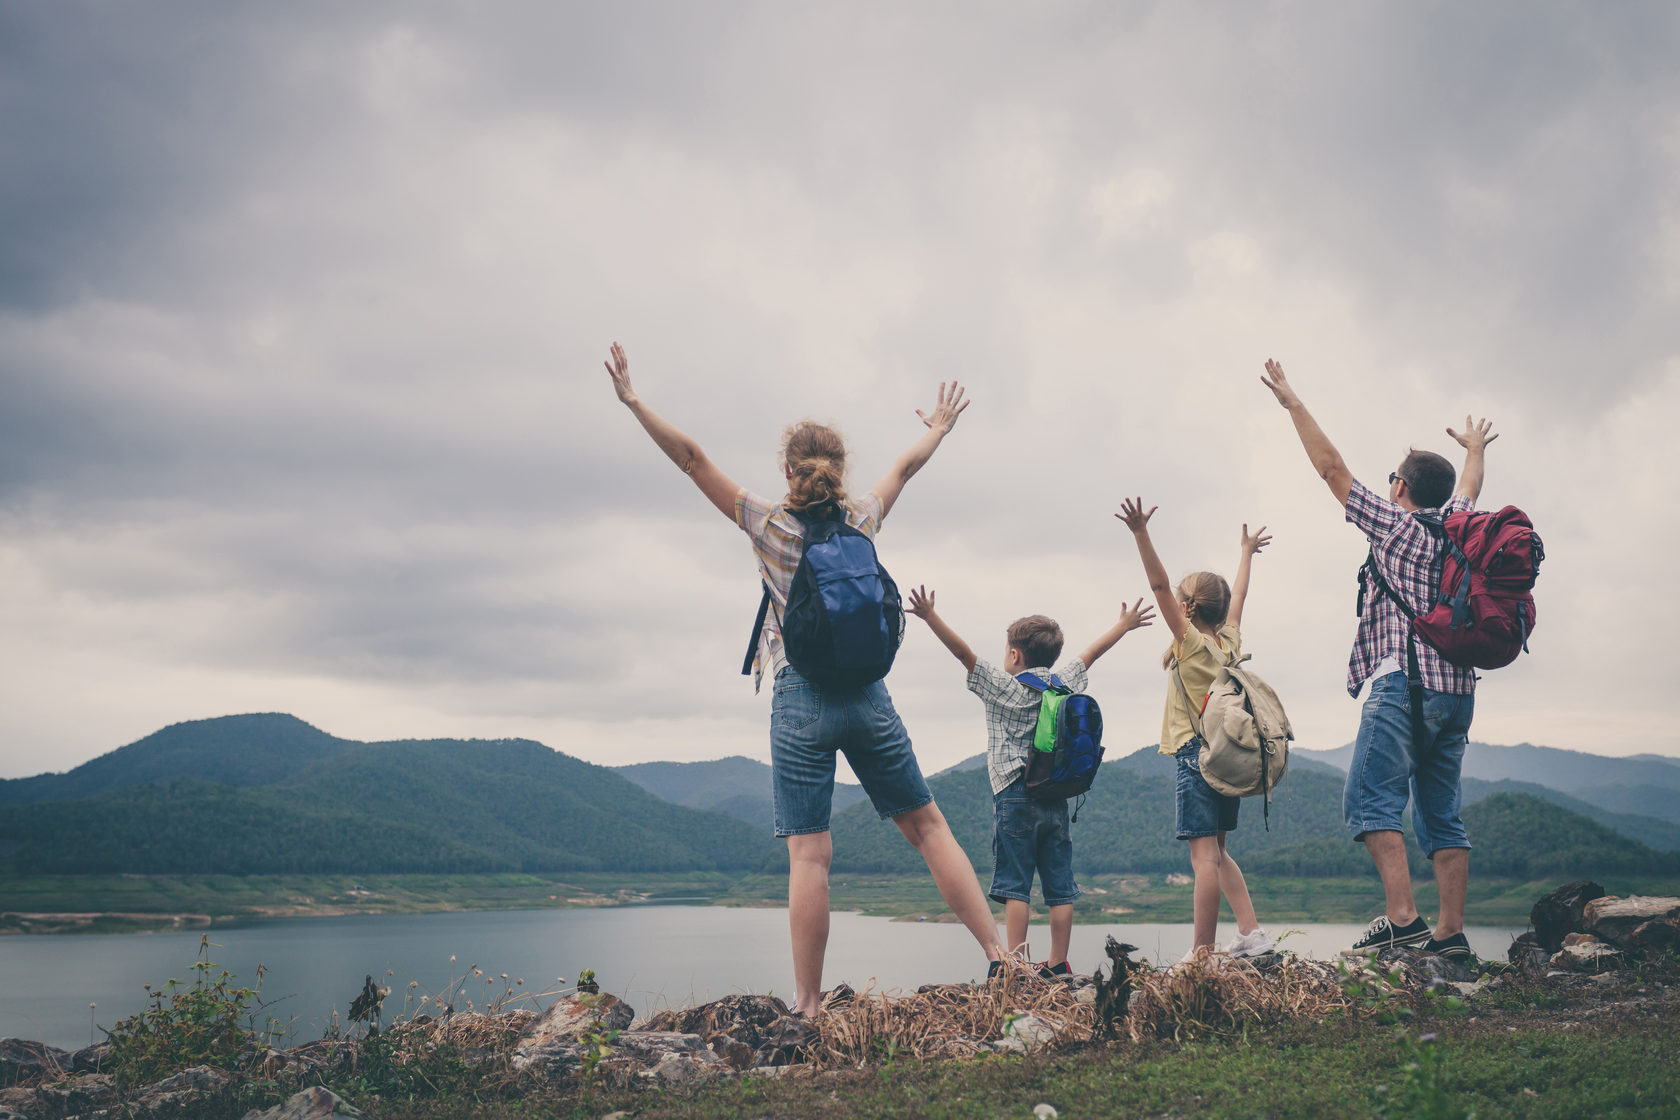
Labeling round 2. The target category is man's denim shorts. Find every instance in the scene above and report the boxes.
[1345,670,1475,856]
[1175,737,1240,839]
[769,665,934,837]
[989,776,1080,906]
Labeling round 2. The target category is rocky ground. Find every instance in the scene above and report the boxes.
[0,883,1674,1120]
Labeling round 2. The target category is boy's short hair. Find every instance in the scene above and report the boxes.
[1398,449,1456,508]
[1007,615,1064,668]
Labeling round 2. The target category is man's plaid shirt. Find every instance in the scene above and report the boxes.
[1344,479,1477,697]
[966,658,1089,795]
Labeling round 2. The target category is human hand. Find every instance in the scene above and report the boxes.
[1115,497,1157,534]
[1119,598,1156,634]
[906,585,938,620]
[1241,523,1272,556]
[603,341,637,406]
[916,382,970,434]
[1447,416,1498,452]
[1259,358,1299,409]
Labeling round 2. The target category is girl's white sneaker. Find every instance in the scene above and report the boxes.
[1224,927,1276,958]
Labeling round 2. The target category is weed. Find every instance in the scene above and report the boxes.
[1373,1030,1475,1120]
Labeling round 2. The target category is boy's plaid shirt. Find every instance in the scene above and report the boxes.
[966,658,1089,795]
[1344,479,1477,697]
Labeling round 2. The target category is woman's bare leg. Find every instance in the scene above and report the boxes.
[787,831,832,1016]
[893,802,1002,962]
[1216,834,1259,935]
[1187,835,1225,949]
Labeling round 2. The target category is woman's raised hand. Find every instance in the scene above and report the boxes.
[603,341,638,406]
[906,585,937,619]
[1242,523,1273,556]
[916,382,970,434]
[1115,497,1157,534]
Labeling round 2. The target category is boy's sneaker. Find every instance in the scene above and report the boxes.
[1340,914,1432,956]
[1036,961,1072,980]
[986,959,1005,980]
[1421,932,1476,964]
[1224,927,1277,958]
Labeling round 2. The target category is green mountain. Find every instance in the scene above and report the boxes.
[615,756,868,830]
[819,750,1680,879]
[0,720,777,875]
[0,714,351,804]
[1459,778,1680,852]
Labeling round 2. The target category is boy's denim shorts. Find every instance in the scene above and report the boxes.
[769,666,934,837]
[1175,737,1240,839]
[1345,670,1475,856]
[989,776,1080,906]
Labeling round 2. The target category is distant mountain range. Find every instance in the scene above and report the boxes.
[2,716,1676,880]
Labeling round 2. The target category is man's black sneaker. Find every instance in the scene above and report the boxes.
[1037,961,1072,980]
[1340,914,1432,956]
[1422,932,1476,964]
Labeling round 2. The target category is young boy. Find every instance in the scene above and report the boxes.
[907,586,1155,976]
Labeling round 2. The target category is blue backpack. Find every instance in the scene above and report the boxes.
[742,508,904,689]
[1017,673,1105,806]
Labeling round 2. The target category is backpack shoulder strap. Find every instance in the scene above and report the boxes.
[1016,672,1050,693]
[742,582,773,676]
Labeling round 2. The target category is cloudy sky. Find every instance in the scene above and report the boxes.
[3,2,1678,780]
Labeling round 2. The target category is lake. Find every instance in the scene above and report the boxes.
[1,907,1521,1051]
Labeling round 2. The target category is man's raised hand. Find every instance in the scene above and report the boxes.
[906,585,938,620]
[1116,497,1158,534]
[916,382,970,434]
[1242,523,1273,556]
[1119,598,1157,634]
[1260,358,1299,409]
[604,341,637,406]
[1448,416,1498,452]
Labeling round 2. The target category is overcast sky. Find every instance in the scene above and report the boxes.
[3,2,1678,780]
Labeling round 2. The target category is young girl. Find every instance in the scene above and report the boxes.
[1117,497,1275,962]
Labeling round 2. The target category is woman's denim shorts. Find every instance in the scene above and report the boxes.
[770,666,934,837]
[1174,737,1240,839]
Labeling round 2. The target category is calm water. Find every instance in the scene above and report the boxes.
[0,907,1521,1050]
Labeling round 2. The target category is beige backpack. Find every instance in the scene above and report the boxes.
[1171,645,1294,820]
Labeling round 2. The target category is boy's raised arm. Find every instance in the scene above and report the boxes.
[906,586,977,673]
[1227,523,1271,629]
[1077,597,1156,668]
[1260,359,1354,507]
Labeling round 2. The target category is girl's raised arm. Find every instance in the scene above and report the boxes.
[870,381,970,518]
[1116,497,1190,642]
[1227,523,1272,629]
[604,341,741,522]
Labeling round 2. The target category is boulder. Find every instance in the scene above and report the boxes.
[1561,932,1598,947]
[1374,946,1475,985]
[1626,918,1680,954]
[636,1050,731,1091]
[751,1017,818,1068]
[1584,896,1680,949]
[70,1042,111,1073]
[0,1087,39,1117]
[1548,942,1624,972]
[1531,881,1606,952]
[641,994,788,1055]
[1507,932,1550,971]
[511,993,635,1074]
[241,1086,365,1120]
[0,1039,68,1086]
[1002,1013,1057,1050]
[33,1071,117,1113]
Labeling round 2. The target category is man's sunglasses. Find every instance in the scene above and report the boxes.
[1388,472,1406,487]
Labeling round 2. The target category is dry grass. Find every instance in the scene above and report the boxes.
[1125,955,1349,1041]
[805,959,1099,1070]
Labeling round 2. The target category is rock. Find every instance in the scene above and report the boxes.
[1584,896,1680,949]
[706,1033,757,1071]
[1561,932,1598,947]
[982,1037,1028,1055]
[0,1039,68,1086]
[636,1051,731,1091]
[1034,1105,1060,1120]
[1626,918,1680,954]
[1507,932,1550,971]
[751,1017,818,1068]
[33,1071,117,1113]
[1548,942,1625,972]
[1531,881,1606,952]
[70,1042,111,1073]
[607,1031,708,1062]
[641,993,788,1054]
[0,1087,39,1117]
[1374,946,1475,985]
[511,993,635,1074]
[241,1086,365,1120]
[1002,1013,1057,1050]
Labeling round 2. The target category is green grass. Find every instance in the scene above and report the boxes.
[4,871,1676,934]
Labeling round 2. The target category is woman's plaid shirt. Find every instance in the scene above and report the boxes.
[1344,479,1477,697]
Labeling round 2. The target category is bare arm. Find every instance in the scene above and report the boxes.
[1260,359,1354,506]
[905,586,977,673]
[1447,415,1498,504]
[604,342,741,521]
[1116,498,1190,641]
[1078,597,1156,668]
[870,382,970,518]
[1227,523,1272,629]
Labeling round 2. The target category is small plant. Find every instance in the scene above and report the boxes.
[1373,1030,1475,1120]
[1337,952,1413,1026]
[575,991,620,1085]
[104,935,281,1091]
